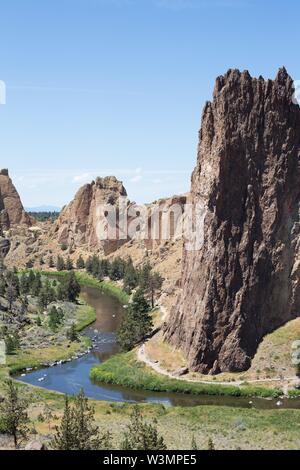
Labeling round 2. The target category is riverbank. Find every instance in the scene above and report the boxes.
[90,351,283,399]
[43,270,129,305]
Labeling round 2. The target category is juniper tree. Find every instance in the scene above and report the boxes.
[66,256,74,271]
[67,322,78,342]
[52,390,111,450]
[76,255,85,270]
[121,406,166,451]
[0,379,30,448]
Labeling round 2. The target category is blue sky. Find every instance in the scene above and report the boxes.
[0,0,299,207]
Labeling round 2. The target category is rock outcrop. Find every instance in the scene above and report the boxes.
[0,169,32,229]
[54,176,128,255]
[164,68,300,373]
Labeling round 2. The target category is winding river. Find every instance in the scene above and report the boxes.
[17,286,300,409]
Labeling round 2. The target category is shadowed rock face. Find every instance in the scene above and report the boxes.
[55,176,128,254]
[0,169,32,229]
[164,68,300,374]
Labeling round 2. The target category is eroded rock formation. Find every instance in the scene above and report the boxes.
[54,176,128,254]
[0,169,32,229]
[164,68,300,373]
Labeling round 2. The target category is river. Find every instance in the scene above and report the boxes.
[17,285,300,409]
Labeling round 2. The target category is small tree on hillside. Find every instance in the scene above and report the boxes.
[121,406,167,450]
[0,379,30,448]
[52,390,111,450]
[66,256,74,271]
[56,256,65,272]
[67,322,78,342]
[76,255,85,270]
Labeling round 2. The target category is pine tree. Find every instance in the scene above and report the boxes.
[67,322,78,342]
[148,271,164,308]
[123,259,138,294]
[5,332,20,355]
[19,273,30,295]
[64,271,81,302]
[117,289,153,351]
[121,406,166,450]
[66,256,74,271]
[0,379,30,448]
[48,306,64,331]
[73,390,110,450]
[31,272,42,296]
[52,396,76,450]
[52,391,111,450]
[48,255,55,268]
[56,256,65,272]
[76,255,85,270]
[6,283,17,310]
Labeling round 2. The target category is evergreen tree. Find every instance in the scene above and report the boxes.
[64,271,81,302]
[31,272,42,297]
[148,271,164,308]
[20,296,29,316]
[67,322,78,342]
[48,255,55,268]
[76,255,85,270]
[0,379,30,448]
[123,258,138,294]
[52,391,111,450]
[66,256,74,271]
[5,332,20,355]
[6,283,18,310]
[19,273,30,295]
[85,256,93,275]
[117,289,153,351]
[121,406,166,450]
[52,396,76,450]
[56,256,65,272]
[48,306,64,331]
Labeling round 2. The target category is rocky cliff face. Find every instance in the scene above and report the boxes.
[164,68,300,374]
[0,169,32,230]
[54,176,128,255]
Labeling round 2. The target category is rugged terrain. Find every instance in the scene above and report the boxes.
[164,68,300,374]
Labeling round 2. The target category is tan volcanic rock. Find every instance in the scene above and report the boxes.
[0,169,32,229]
[54,176,128,255]
[164,68,300,374]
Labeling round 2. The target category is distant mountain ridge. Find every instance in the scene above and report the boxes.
[25,205,61,213]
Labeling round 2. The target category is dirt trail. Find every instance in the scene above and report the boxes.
[137,343,298,393]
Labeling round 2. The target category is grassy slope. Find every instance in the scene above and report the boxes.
[22,395,300,450]
[90,351,282,398]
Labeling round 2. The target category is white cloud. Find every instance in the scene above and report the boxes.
[72,172,91,183]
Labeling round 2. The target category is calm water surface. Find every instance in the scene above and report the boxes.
[17,286,300,409]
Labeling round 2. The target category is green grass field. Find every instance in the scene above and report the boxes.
[90,351,283,399]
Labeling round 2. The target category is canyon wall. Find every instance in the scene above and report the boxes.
[164,68,300,373]
[0,169,32,229]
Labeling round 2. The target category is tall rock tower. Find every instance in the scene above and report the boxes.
[164,68,300,373]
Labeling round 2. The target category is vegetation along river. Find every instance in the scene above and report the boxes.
[17,285,300,409]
